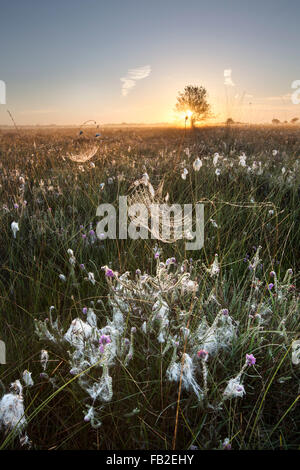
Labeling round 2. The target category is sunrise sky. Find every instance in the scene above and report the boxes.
[1,0,300,126]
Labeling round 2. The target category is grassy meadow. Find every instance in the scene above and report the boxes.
[0,124,299,450]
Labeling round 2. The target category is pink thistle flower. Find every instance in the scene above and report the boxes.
[246,353,256,366]
[105,268,114,278]
[99,335,111,345]
[197,349,208,359]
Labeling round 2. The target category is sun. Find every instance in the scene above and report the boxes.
[179,109,193,120]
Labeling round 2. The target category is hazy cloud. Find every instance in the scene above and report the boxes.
[0,80,6,104]
[224,69,235,87]
[121,65,151,96]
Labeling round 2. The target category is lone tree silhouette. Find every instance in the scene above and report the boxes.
[291,117,299,124]
[226,117,234,125]
[175,85,210,128]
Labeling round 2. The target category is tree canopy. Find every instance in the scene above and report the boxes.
[175,85,211,127]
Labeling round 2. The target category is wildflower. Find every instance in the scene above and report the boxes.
[105,269,114,278]
[83,405,102,428]
[40,350,49,371]
[142,321,147,333]
[223,377,245,399]
[197,349,208,360]
[142,172,150,183]
[0,379,28,442]
[79,263,85,270]
[68,249,76,266]
[87,308,97,327]
[213,153,219,166]
[238,154,247,167]
[59,274,66,282]
[246,353,256,366]
[101,266,116,278]
[82,307,88,315]
[166,356,180,382]
[181,168,188,180]
[20,434,31,447]
[291,340,300,366]
[268,283,274,290]
[11,221,19,238]
[181,278,198,294]
[99,335,112,346]
[64,318,93,348]
[22,370,34,387]
[167,353,203,400]
[87,272,96,285]
[0,391,26,431]
[215,168,221,176]
[222,438,232,450]
[84,406,95,423]
[206,254,220,277]
[193,158,203,171]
